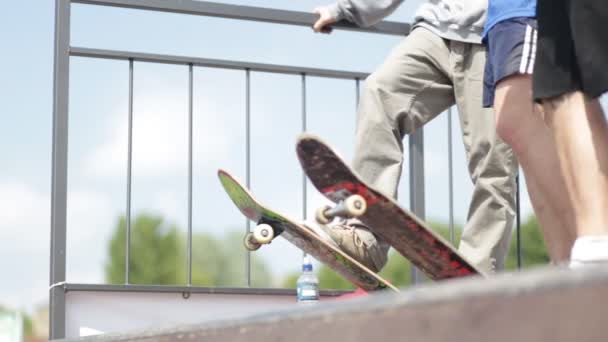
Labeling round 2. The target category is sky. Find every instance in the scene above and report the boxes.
[1,0,605,314]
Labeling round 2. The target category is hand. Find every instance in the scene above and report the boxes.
[313,6,336,33]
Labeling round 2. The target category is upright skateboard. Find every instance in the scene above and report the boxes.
[296,133,485,280]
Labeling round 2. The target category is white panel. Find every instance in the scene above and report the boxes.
[65,291,298,338]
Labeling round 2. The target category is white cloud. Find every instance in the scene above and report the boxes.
[66,189,114,243]
[83,93,233,180]
[0,181,117,311]
[0,182,50,312]
[0,182,49,252]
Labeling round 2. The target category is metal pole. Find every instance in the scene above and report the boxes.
[409,128,425,284]
[125,59,134,285]
[355,78,360,105]
[72,0,411,36]
[187,63,194,285]
[70,47,370,80]
[50,0,70,338]
[516,173,522,269]
[245,69,251,286]
[301,74,307,221]
[448,108,454,244]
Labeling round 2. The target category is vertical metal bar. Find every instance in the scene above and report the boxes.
[187,63,194,286]
[301,73,307,221]
[516,173,522,269]
[50,0,70,338]
[245,68,251,287]
[448,108,454,244]
[355,78,360,105]
[125,58,134,284]
[409,128,425,284]
[300,74,308,263]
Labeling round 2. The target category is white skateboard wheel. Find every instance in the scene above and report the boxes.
[315,205,332,225]
[253,224,274,244]
[344,194,366,217]
[243,232,261,251]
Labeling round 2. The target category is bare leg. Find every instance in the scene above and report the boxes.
[540,92,608,237]
[494,75,575,262]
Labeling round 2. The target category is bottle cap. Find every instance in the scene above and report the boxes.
[302,254,313,271]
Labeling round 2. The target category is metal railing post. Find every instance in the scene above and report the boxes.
[187,63,194,285]
[245,69,251,286]
[409,128,425,284]
[301,74,307,221]
[50,0,71,338]
[448,108,455,244]
[125,59,134,284]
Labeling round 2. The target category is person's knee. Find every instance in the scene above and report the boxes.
[495,109,518,145]
[495,106,530,152]
[493,76,536,151]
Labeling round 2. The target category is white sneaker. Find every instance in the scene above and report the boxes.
[569,235,608,268]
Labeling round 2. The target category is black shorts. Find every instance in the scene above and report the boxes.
[532,0,608,101]
[483,18,537,108]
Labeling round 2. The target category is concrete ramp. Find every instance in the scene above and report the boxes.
[62,266,608,341]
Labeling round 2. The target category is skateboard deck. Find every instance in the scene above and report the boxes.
[217,169,398,292]
[296,133,486,280]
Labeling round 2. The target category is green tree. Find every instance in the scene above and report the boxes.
[0,306,32,337]
[505,216,550,269]
[183,230,273,287]
[105,213,273,286]
[106,213,180,284]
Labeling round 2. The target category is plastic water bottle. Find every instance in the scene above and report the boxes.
[296,254,319,304]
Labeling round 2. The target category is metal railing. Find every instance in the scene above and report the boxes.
[50,0,521,339]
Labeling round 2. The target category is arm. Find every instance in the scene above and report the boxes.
[313,0,404,32]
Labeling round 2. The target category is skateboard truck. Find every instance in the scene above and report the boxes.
[243,223,275,251]
[315,194,367,224]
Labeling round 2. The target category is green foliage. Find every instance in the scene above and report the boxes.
[22,313,33,336]
[282,272,299,288]
[183,230,272,287]
[378,251,412,286]
[106,214,180,284]
[105,213,272,287]
[505,216,550,270]
[0,306,32,337]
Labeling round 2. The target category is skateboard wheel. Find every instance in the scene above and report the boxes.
[253,224,274,244]
[315,205,332,225]
[243,233,261,251]
[344,195,366,217]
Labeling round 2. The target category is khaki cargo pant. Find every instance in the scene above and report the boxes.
[353,27,517,273]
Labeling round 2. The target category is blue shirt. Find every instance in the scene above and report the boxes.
[483,0,536,39]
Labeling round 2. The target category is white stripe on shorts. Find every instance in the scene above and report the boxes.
[519,25,532,74]
[527,27,538,74]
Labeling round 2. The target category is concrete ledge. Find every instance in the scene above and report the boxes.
[61,265,608,341]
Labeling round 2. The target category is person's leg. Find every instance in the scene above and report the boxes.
[352,27,455,199]
[325,27,456,272]
[533,0,608,265]
[452,40,517,273]
[494,76,575,262]
[484,18,575,262]
[541,93,608,238]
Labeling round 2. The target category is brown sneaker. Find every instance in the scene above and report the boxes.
[317,219,390,273]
